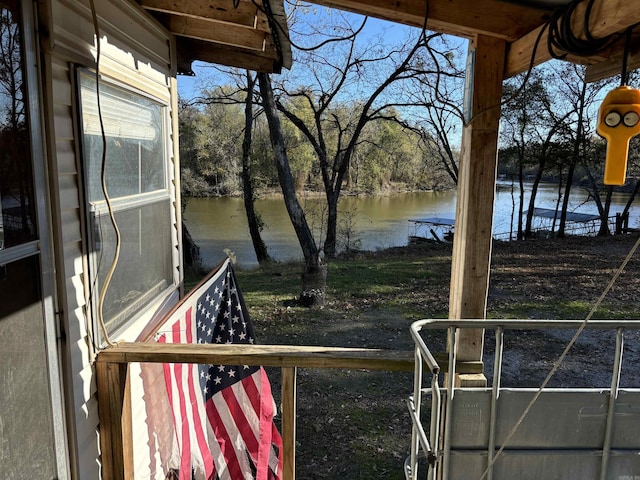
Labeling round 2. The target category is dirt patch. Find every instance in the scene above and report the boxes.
[253,234,640,479]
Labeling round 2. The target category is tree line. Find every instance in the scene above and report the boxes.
[178,8,640,302]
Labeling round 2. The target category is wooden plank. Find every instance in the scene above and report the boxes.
[282,367,297,480]
[449,35,505,366]
[176,38,281,73]
[140,0,268,31]
[586,32,640,82]
[96,362,131,480]
[96,342,414,371]
[505,0,640,78]
[313,0,550,41]
[168,15,270,51]
[432,353,484,374]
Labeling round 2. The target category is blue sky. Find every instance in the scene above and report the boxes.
[177,10,428,100]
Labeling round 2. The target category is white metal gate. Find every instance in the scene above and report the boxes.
[406,319,640,480]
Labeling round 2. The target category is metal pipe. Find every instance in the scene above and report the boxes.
[487,327,503,480]
[443,326,458,480]
[599,327,624,480]
[429,374,441,480]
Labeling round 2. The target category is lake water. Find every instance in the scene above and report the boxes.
[184,184,637,268]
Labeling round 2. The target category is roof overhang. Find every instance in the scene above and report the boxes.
[137,0,292,74]
[301,0,640,82]
[138,0,639,82]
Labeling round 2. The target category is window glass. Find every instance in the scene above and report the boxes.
[92,199,173,333]
[79,72,173,338]
[0,0,36,251]
[80,73,166,201]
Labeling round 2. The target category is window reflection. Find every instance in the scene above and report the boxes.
[0,0,36,251]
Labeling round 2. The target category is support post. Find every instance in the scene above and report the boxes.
[282,367,297,480]
[96,361,132,480]
[449,35,505,384]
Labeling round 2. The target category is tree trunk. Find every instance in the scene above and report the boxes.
[517,157,525,240]
[257,72,326,306]
[241,72,272,265]
[597,186,613,236]
[182,222,204,275]
[559,79,587,238]
[622,179,640,218]
[323,192,339,258]
[525,153,549,238]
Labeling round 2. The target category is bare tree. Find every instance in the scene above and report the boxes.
[241,71,273,265]
[271,14,459,257]
[258,72,326,305]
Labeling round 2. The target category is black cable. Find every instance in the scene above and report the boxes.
[547,0,617,60]
[620,25,635,87]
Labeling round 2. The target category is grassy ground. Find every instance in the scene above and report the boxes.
[220,235,640,479]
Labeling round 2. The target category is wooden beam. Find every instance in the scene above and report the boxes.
[140,0,269,32]
[96,342,415,371]
[169,15,270,51]
[449,35,505,366]
[96,362,132,480]
[586,32,640,82]
[282,367,297,480]
[506,0,640,78]
[176,38,281,73]
[312,0,551,41]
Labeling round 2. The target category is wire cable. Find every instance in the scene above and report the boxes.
[620,24,639,87]
[89,0,118,347]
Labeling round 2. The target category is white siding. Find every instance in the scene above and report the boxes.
[41,0,180,477]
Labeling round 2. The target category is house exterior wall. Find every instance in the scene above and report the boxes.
[38,0,182,477]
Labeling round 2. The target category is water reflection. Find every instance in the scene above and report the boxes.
[184,187,637,269]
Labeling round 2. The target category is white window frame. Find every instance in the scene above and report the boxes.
[77,69,176,345]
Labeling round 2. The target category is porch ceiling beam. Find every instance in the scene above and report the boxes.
[168,15,271,51]
[505,0,640,78]
[311,0,552,42]
[585,32,640,83]
[140,0,269,32]
[177,39,281,72]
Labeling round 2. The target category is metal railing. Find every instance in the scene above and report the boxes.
[406,319,640,480]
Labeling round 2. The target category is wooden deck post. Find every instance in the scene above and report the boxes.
[449,35,505,383]
[282,367,297,480]
[96,361,132,480]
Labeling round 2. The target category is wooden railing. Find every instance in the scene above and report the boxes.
[95,343,418,480]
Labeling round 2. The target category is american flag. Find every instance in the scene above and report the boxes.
[158,259,282,480]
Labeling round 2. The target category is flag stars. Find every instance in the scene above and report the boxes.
[228,369,236,378]
[214,376,222,385]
